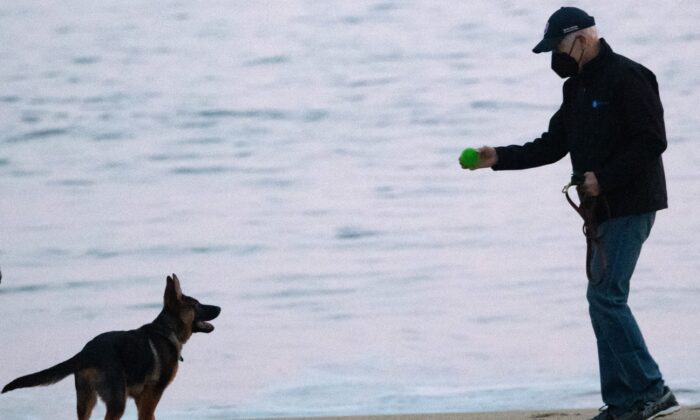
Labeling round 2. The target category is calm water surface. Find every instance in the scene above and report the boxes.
[1,1,699,419]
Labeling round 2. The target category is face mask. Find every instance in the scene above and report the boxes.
[551,38,584,79]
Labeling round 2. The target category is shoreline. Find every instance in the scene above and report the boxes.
[273,406,699,420]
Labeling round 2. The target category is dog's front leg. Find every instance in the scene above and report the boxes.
[136,386,165,420]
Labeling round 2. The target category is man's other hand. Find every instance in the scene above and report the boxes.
[581,171,601,196]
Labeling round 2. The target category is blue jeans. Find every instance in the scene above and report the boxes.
[586,212,665,414]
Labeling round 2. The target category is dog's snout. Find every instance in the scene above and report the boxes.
[201,304,221,321]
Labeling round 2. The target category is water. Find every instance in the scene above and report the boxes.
[1,1,699,419]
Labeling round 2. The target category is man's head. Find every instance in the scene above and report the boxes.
[533,7,595,54]
[533,7,601,77]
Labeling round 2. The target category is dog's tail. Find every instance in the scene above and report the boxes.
[2,354,82,393]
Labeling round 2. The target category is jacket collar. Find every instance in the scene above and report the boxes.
[579,38,613,79]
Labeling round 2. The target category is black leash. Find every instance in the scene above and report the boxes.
[562,176,609,284]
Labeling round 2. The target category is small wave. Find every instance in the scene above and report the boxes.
[92,132,125,142]
[470,100,553,111]
[9,127,70,142]
[177,120,217,129]
[83,93,128,104]
[474,315,518,325]
[255,177,296,188]
[303,109,328,122]
[171,165,230,175]
[190,245,231,254]
[85,248,121,259]
[340,15,363,25]
[49,178,95,187]
[244,55,290,66]
[242,287,356,301]
[193,108,327,124]
[72,56,101,65]
[40,247,71,256]
[372,2,401,12]
[0,95,20,103]
[198,109,288,120]
[83,244,263,259]
[0,283,52,295]
[336,226,380,240]
[148,152,200,162]
[126,302,162,311]
[345,77,398,88]
[21,116,40,125]
[178,137,225,145]
[0,279,100,295]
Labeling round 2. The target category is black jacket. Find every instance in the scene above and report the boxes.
[493,39,668,218]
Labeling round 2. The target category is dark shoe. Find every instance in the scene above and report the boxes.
[591,406,643,420]
[591,406,615,420]
[640,386,681,419]
[590,405,643,420]
[613,407,643,420]
[607,387,681,420]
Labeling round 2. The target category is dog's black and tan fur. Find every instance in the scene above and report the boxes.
[2,274,220,420]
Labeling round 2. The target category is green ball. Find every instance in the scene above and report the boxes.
[459,148,479,169]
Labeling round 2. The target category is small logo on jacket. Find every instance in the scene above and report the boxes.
[592,99,609,109]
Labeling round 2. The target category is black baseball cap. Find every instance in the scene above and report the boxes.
[532,7,595,53]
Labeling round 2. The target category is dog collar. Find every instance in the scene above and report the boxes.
[167,332,184,362]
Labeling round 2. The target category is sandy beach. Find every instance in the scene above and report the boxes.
[278,406,699,420]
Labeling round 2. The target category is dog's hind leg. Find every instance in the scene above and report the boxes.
[99,371,127,420]
[75,371,98,420]
[103,391,126,420]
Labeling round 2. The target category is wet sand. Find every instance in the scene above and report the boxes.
[277,406,698,420]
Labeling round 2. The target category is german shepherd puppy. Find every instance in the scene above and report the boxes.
[2,274,220,420]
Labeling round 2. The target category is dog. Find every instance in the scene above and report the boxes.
[2,274,220,420]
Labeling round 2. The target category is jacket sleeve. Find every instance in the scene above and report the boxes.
[492,106,569,171]
[595,67,667,192]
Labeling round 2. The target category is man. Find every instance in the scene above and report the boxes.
[464,7,680,420]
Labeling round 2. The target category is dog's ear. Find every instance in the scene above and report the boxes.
[165,274,183,310]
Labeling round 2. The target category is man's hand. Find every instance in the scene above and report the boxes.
[580,171,601,196]
[462,146,498,170]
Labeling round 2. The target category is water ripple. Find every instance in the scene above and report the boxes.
[335,226,381,240]
[8,127,70,142]
[470,100,553,111]
[171,165,230,175]
[0,279,102,295]
[244,55,290,66]
[197,109,288,120]
[241,287,356,301]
